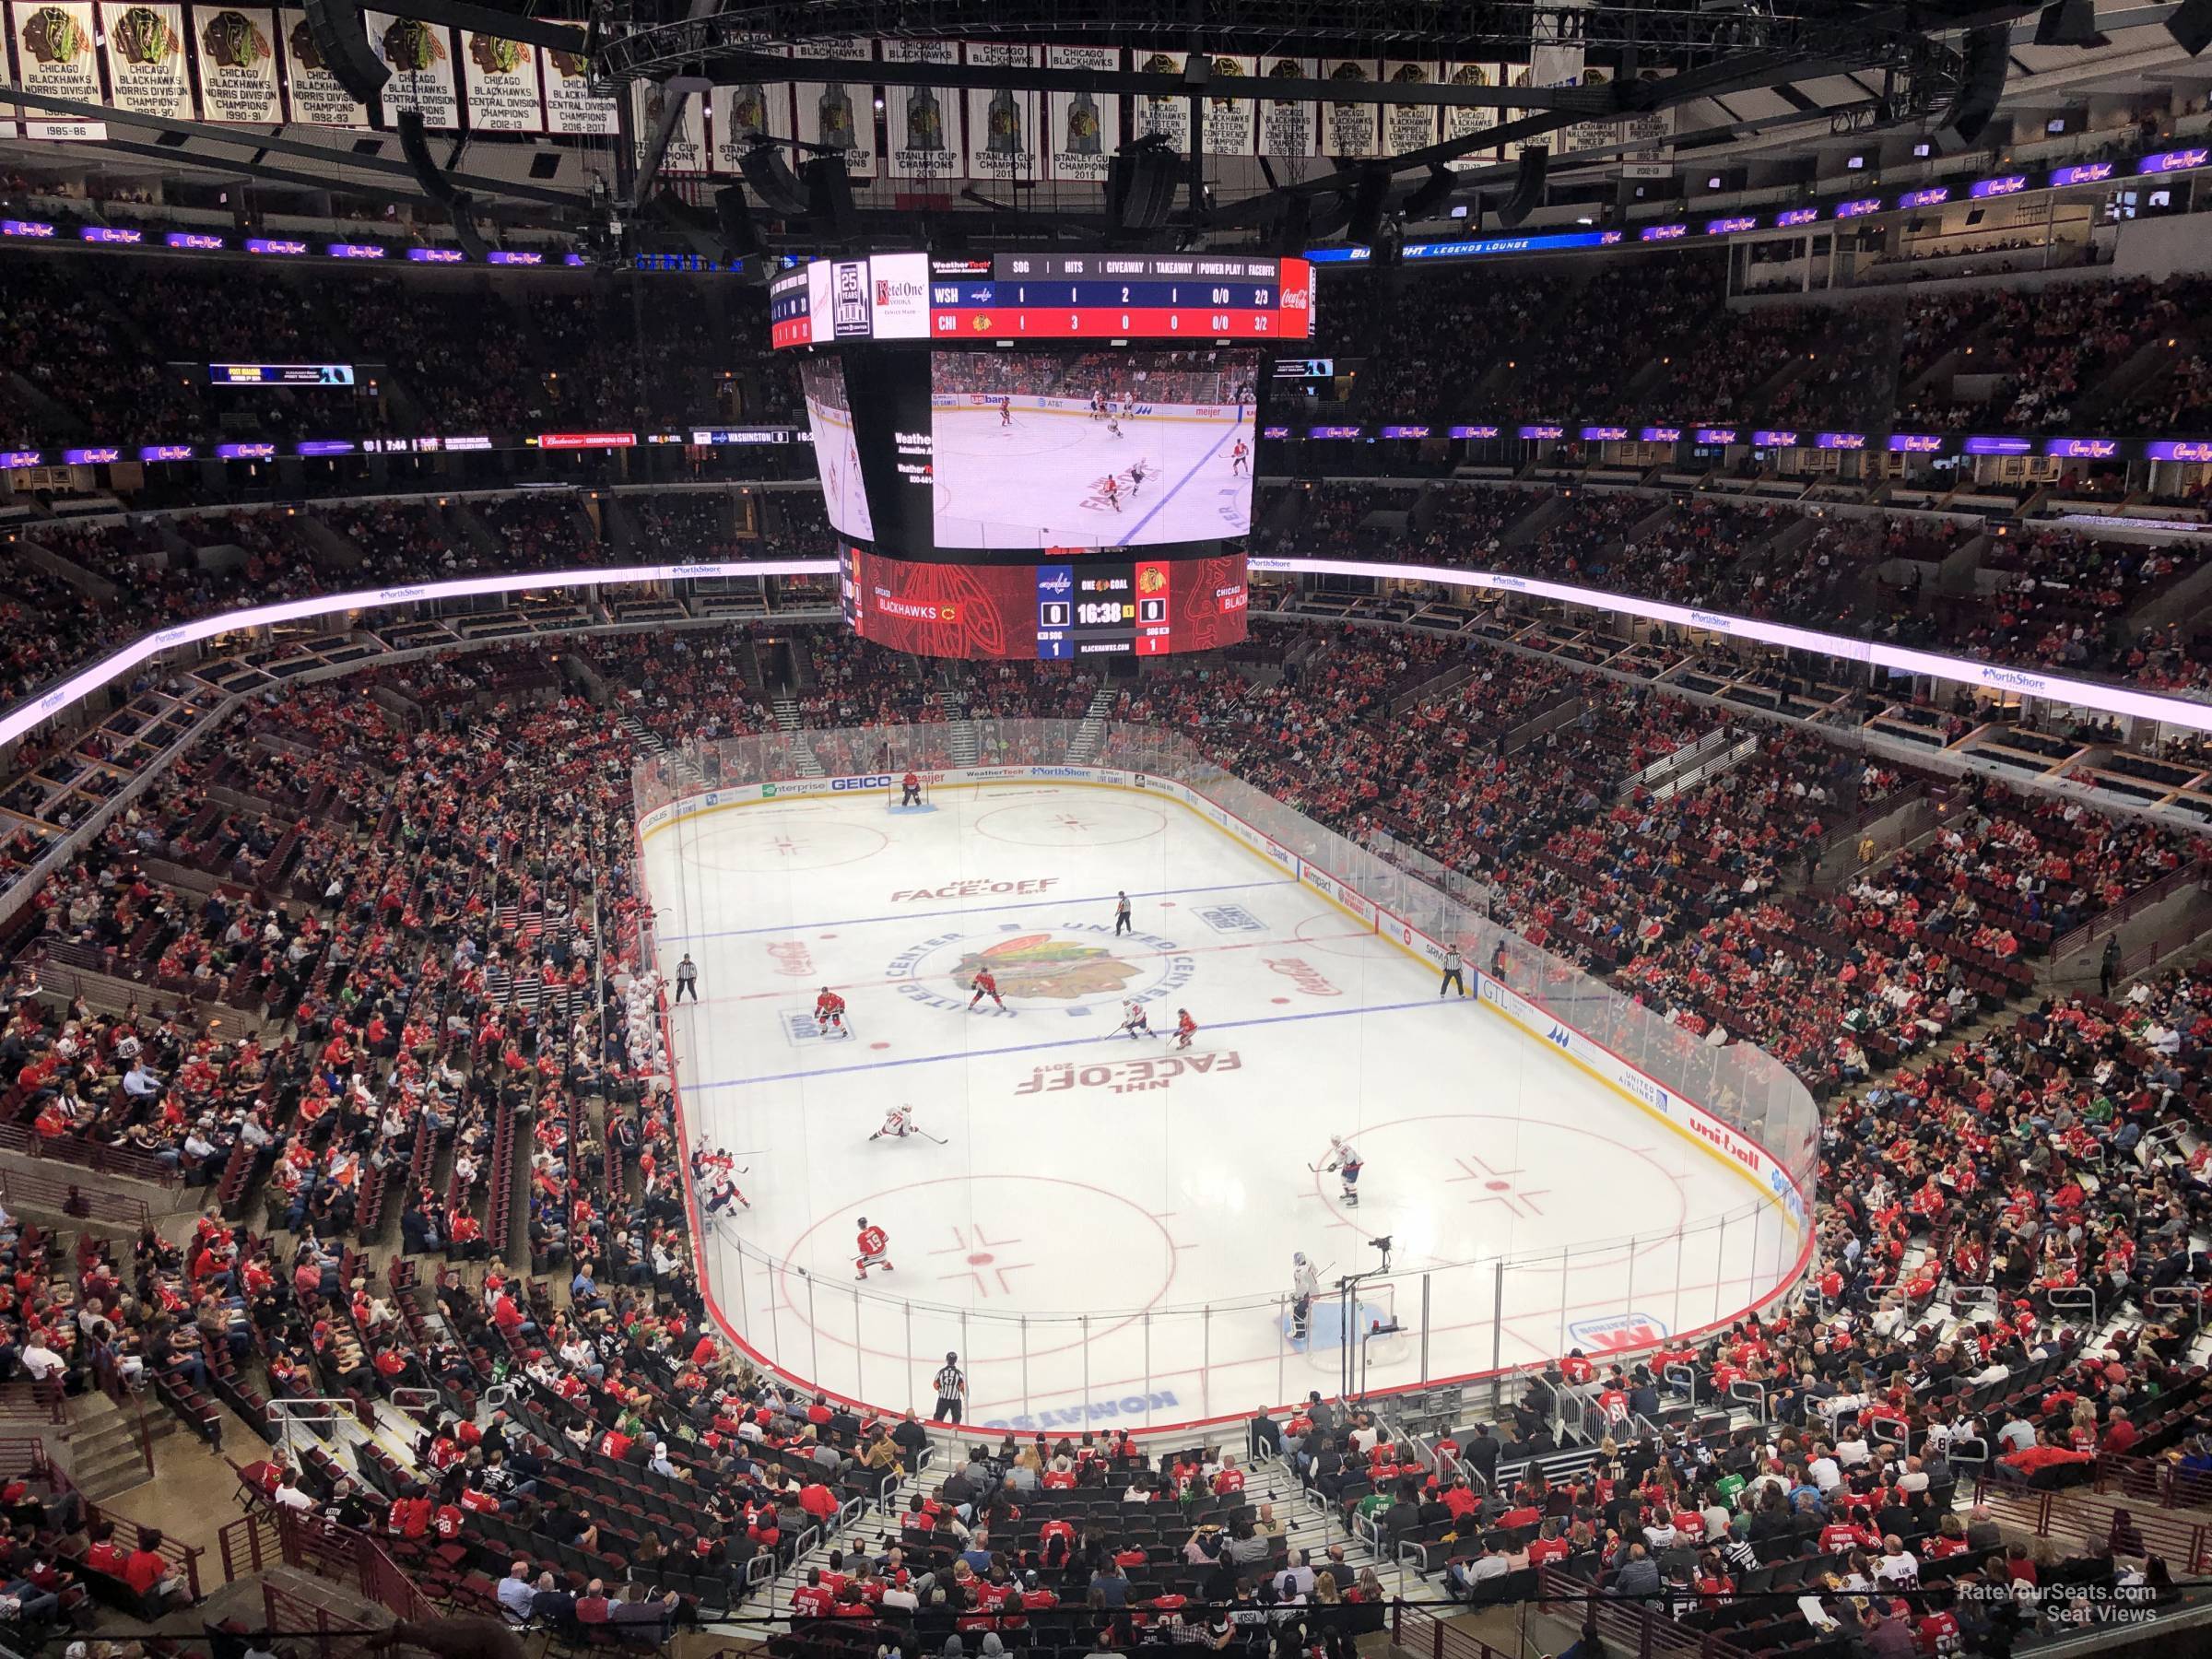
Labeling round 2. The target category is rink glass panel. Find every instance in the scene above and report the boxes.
[631,722,1818,1432]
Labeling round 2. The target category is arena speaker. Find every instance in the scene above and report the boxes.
[1496,145,1547,228]
[1342,165,1392,246]
[396,111,457,206]
[714,183,763,261]
[1108,138,1180,231]
[1936,25,2010,150]
[448,194,489,262]
[803,155,858,242]
[2170,0,2212,54]
[739,142,810,218]
[301,0,389,104]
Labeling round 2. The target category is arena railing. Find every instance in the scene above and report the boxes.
[631,721,1818,1438]
[11,535,2212,755]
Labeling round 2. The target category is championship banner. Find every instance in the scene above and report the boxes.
[277,6,367,124]
[1440,64,1500,170]
[1043,42,1114,182]
[459,29,541,132]
[709,63,793,173]
[1382,60,1438,156]
[99,3,188,118]
[192,5,279,123]
[1128,48,1188,148]
[881,38,958,182]
[538,41,614,135]
[1201,53,1256,155]
[1321,60,1380,158]
[365,10,457,128]
[794,37,874,180]
[9,2,107,138]
[1257,55,1317,159]
[632,78,705,171]
[964,41,1040,182]
[1619,71,1675,178]
[1561,66,1616,155]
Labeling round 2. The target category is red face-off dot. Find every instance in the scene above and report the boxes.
[968,1253,994,1265]
[870,1041,890,1050]
[1271,996,1290,1005]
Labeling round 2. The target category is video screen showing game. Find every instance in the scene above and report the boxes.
[800,355,874,543]
[930,349,1259,551]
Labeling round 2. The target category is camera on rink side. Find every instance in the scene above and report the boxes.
[1370,1234,1394,1267]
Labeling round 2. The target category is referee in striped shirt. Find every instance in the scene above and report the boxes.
[934,1352,967,1423]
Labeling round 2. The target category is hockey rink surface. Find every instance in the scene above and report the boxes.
[932,404,1253,550]
[645,782,1780,1431]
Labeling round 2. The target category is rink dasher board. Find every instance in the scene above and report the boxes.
[636,762,1810,1241]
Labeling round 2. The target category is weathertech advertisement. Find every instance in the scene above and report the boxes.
[841,547,1248,661]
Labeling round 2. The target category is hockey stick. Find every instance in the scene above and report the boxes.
[918,1129,950,1146]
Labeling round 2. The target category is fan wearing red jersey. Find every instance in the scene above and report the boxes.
[855,1217,893,1280]
[815,986,847,1037]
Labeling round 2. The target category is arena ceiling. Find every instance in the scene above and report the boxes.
[0,0,2206,253]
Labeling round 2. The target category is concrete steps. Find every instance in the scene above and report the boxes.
[64,1394,180,1501]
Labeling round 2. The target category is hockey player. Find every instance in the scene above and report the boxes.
[814,986,847,1037]
[969,969,1006,1012]
[1172,1007,1196,1051]
[705,1173,749,1214]
[1089,392,1105,421]
[1127,457,1148,499]
[1324,1135,1364,1207]
[870,1105,916,1142]
[1119,1000,1151,1040]
[1105,416,1124,441]
[1290,1251,1320,1342]
[1100,473,1120,513]
[854,1217,893,1280]
[900,770,923,806]
[1230,438,1250,476]
[999,396,1012,428]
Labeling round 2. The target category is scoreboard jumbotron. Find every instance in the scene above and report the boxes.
[771,252,1314,348]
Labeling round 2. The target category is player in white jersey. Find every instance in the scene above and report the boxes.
[1119,1000,1151,1040]
[1290,1251,1320,1341]
[1322,1135,1364,1207]
[870,1105,915,1141]
[1105,416,1123,441]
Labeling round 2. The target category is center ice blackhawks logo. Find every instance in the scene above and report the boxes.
[888,923,1194,1013]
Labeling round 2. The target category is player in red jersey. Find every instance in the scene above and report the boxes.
[815,986,847,1037]
[1172,1007,1196,1050]
[1230,438,1249,476]
[969,969,1006,1012]
[855,1217,893,1280]
[1101,473,1121,511]
[900,771,923,806]
[999,396,1012,428]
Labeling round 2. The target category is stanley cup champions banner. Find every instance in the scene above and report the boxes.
[965,41,1040,182]
[794,37,875,180]
[882,38,959,182]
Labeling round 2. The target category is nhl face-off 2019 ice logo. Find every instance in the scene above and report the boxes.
[888,923,1194,1013]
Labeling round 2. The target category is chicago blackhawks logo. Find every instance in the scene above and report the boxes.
[888,923,1194,1013]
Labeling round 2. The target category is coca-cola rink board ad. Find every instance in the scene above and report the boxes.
[840,547,1249,661]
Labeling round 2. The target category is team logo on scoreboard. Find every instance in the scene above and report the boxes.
[888,924,1194,1012]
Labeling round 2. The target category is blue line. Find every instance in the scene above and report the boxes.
[655,877,1292,945]
[1114,418,1238,547]
[680,996,1448,1091]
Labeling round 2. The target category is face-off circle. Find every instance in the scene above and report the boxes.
[681,816,889,874]
[777,1174,1179,1342]
[973,798,1168,848]
[887,923,1195,1012]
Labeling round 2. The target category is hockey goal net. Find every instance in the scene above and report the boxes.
[888,776,933,810]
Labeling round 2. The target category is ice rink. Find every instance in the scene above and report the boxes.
[932,405,1253,550]
[644,782,1790,1431]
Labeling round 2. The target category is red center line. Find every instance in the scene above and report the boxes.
[676,922,1376,1007]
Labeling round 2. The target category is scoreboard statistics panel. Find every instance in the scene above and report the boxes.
[841,547,1249,662]
[771,252,1313,347]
